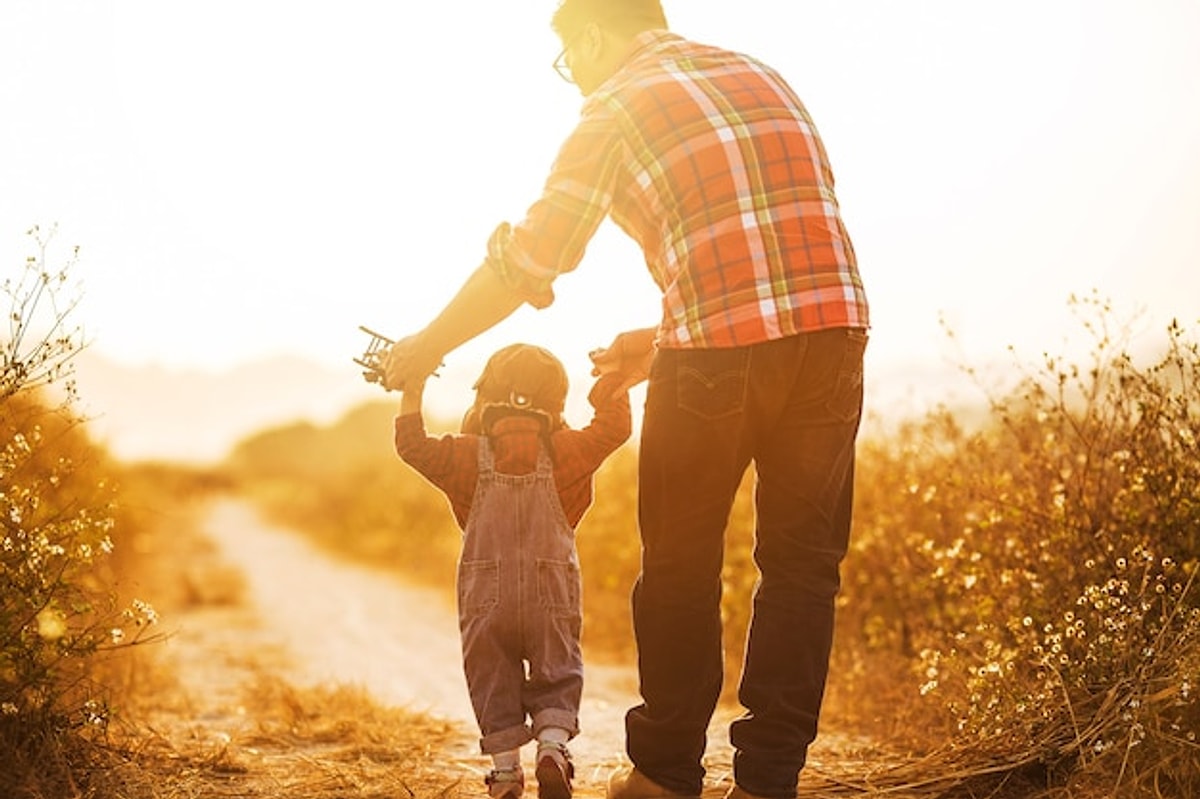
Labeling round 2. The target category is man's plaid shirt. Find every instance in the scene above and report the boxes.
[487,30,869,348]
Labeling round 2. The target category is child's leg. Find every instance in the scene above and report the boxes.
[534,731,575,799]
[462,627,534,755]
[460,559,534,756]
[461,600,532,798]
[525,621,580,799]
[527,627,580,799]
[523,553,584,742]
[493,750,521,770]
[521,464,584,798]
[486,749,525,799]
[537,726,569,746]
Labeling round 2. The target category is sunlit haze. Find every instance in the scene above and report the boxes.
[3,1,1199,457]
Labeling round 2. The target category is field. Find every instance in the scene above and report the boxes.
[2,287,1197,798]
[222,295,1199,796]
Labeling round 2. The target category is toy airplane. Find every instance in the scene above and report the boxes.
[353,325,394,387]
[354,326,440,389]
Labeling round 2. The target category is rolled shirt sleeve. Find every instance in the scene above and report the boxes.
[484,108,625,309]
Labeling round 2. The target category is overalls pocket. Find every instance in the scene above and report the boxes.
[458,559,499,616]
[536,558,581,618]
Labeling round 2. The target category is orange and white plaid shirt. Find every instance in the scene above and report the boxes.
[486,30,869,349]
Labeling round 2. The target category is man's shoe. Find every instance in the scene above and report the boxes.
[606,766,700,799]
[724,786,773,799]
[535,742,574,799]
[486,765,525,799]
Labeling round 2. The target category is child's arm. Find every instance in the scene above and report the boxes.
[557,371,633,468]
[548,372,633,525]
[394,378,461,481]
[585,371,633,448]
[399,377,426,418]
[393,378,477,531]
[589,327,656,396]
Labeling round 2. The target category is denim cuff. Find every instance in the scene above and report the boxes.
[479,722,534,755]
[531,708,579,739]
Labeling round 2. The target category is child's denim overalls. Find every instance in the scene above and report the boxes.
[458,437,583,754]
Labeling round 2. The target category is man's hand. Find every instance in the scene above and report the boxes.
[382,333,443,392]
[589,327,657,394]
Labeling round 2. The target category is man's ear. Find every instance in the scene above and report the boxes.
[581,20,604,58]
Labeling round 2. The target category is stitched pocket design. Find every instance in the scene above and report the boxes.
[676,349,749,420]
[458,559,499,616]
[537,558,581,617]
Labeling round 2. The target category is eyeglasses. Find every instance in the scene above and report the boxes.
[552,48,574,84]
[552,27,588,85]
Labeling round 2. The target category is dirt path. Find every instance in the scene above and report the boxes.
[190,498,738,792]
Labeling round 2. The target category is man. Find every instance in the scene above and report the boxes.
[383,2,869,799]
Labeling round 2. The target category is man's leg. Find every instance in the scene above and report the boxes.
[625,346,754,797]
[729,328,866,799]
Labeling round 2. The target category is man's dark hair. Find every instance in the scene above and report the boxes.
[551,0,668,39]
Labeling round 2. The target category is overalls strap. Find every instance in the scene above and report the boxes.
[476,435,495,477]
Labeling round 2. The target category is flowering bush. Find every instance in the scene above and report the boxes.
[1,227,159,792]
[842,294,1199,795]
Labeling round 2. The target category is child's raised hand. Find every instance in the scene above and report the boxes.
[398,377,427,416]
[589,328,656,393]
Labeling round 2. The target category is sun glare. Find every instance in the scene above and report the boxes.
[2,0,1198,460]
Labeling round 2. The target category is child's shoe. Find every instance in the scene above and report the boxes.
[535,741,574,799]
[486,765,525,799]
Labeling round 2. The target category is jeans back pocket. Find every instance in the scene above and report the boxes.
[676,348,750,420]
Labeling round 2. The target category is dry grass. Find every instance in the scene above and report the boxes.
[214,297,1200,799]
[86,469,484,799]
[15,297,1180,799]
[111,675,472,799]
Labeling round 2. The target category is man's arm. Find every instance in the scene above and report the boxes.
[383,264,524,392]
[385,103,625,392]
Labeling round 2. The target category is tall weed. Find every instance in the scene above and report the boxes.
[841,293,1198,794]
[1,227,160,797]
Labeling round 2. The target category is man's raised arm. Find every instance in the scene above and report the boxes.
[382,263,524,391]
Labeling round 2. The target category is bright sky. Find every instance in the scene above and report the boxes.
[3,1,1199,418]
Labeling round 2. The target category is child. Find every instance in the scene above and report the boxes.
[394,343,632,799]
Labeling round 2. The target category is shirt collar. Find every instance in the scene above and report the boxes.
[619,29,681,68]
[594,29,681,97]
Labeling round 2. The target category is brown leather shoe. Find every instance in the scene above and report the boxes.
[535,742,574,799]
[724,786,773,799]
[606,767,700,799]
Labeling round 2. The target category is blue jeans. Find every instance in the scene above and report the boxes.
[625,328,867,799]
